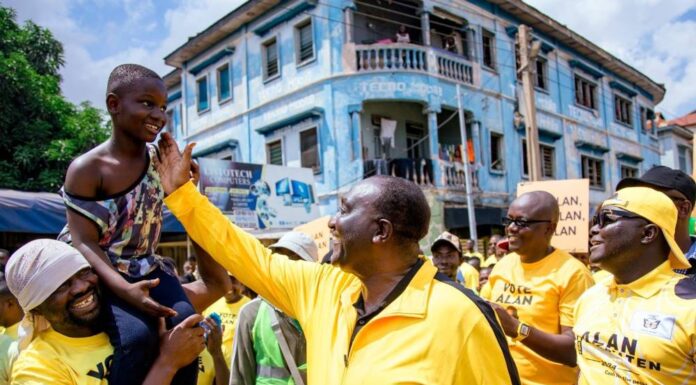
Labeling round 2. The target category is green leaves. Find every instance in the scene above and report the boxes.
[0,5,108,192]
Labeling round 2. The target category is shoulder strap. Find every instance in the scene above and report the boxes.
[267,308,305,385]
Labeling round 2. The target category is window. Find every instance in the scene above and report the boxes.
[267,140,283,165]
[300,127,320,173]
[540,144,555,178]
[490,133,504,171]
[581,156,604,189]
[196,76,209,113]
[678,145,692,174]
[574,75,597,110]
[217,64,232,102]
[263,38,279,81]
[522,140,554,178]
[481,29,496,69]
[406,123,426,159]
[535,57,548,91]
[166,109,175,136]
[640,106,655,133]
[295,19,314,64]
[614,94,633,126]
[620,165,638,179]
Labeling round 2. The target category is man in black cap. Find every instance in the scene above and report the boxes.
[616,165,696,276]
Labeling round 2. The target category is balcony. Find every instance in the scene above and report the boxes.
[350,43,479,86]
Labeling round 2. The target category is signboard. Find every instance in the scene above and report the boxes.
[294,215,332,259]
[198,158,319,229]
[517,179,589,253]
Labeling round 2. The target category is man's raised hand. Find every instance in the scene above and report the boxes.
[155,132,196,195]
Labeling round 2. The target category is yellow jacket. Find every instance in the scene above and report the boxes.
[166,182,520,385]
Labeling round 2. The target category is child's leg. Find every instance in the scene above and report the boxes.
[101,280,159,385]
[148,267,198,385]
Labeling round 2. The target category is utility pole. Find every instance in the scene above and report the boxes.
[456,84,478,247]
[518,25,542,181]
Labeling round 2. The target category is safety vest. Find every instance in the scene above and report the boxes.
[252,301,307,385]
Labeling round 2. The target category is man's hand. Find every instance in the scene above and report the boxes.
[158,314,206,369]
[203,316,224,357]
[155,132,197,195]
[489,302,520,338]
[119,279,177,318]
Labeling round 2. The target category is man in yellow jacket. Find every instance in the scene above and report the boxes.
[156,134,520,385]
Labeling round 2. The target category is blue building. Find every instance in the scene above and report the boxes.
[161,0,665,243]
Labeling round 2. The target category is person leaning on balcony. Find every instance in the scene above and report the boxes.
[154,132,521,385]
[395,25,410,44]
[482,191,594,385]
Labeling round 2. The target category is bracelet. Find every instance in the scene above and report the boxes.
[513,322,531,342]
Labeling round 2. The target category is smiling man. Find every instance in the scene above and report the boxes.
[6,239,231,385]
[155,133,520,385]
[574,187,696,384]
[483,191,593,385]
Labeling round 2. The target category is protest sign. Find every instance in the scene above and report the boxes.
[294,216,332,260]
[198,158,319,229]
[517,179,589,253]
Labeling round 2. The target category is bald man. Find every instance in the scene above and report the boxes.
[482,191,594,385]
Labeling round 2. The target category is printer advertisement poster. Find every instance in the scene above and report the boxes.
[198,158,319,229]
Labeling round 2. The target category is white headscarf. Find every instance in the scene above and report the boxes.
[5,239,90,349]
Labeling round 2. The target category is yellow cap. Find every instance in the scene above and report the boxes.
[601,187,690,270]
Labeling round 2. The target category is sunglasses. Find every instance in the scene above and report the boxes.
[591,208,643,229]
[502,217,552,228]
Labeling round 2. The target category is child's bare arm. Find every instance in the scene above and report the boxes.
[64,158,175,317]
[182,242,232,313]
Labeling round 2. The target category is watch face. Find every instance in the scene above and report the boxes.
[520,324,531,337]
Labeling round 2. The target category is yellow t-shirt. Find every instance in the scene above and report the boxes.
[11,329,113,385]
[574,261,696,385]
[482,256,498,268]
[197,296,250,385]
[484,249,594,385]
[0,322,20,385]
[456,262,480,292]
[464,251,484,263]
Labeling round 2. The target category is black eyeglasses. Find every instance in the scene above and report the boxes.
[502,217,552,228]
[591,208,643,229]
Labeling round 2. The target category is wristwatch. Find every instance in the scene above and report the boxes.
[513,322,531,342]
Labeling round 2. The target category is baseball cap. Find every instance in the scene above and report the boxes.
[600,187,691,270]
[616,166,696,205]
[270,231,318,262]
[430,231,461,253]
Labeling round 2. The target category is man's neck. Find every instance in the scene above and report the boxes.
[107,133,147,158]
[357,257,417,314]
[518,245,553,264]
[611,253,667,285]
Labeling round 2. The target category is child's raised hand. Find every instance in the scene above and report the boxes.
[122,278,178,318]
[155,132,196,195]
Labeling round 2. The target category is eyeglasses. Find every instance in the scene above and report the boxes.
[591,208,643,229]
[502,217,552,228]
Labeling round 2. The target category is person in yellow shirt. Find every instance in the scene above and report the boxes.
[431,231,480,292]
[197,275,250,385]
[573,187,696,384]
[6,239,233,385]
[463,239,484,270]
[483,191,594,385]
[155,134,521,385]
[0,272,22,385]
[481,234,502,268]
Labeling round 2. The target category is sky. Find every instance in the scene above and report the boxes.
[4,0,696,118]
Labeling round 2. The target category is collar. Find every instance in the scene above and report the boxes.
[609,260,675,299]
[341,257,436,319]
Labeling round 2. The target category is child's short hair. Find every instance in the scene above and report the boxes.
[107,64,162,96]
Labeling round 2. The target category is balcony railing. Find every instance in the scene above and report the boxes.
[363,158,434,186]
[351,43,477,86]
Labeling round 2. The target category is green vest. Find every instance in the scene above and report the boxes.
[252,301,307,385]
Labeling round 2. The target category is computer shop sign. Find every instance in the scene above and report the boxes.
[198,158,320,229]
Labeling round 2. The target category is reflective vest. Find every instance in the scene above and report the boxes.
[252,301,307,385]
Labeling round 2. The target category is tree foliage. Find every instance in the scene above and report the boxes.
[0,6,109,191]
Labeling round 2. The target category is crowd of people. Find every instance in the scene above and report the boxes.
[0,63,694,385]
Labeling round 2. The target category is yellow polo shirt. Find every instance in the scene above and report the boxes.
[197,296,250,385]
[11,329,113,385]
[165,181,521,385]
[456,262,480,292]
[574,261,696,385]
[483,249,594,385]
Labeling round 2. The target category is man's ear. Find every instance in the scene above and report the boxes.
[373,218,393,244]
[106,92,120,115]
[641,224,660,244]
[677,200,693,219]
